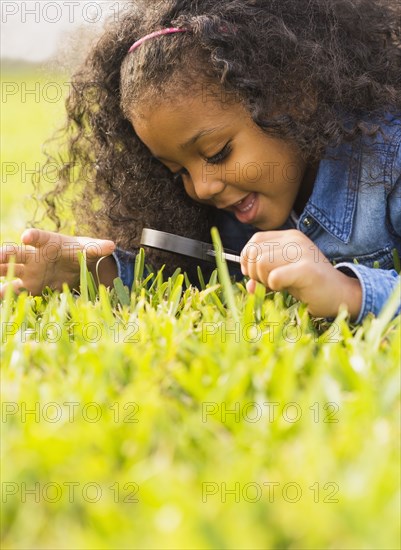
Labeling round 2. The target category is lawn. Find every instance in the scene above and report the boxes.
[1,71,400,549]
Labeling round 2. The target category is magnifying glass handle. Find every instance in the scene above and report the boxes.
[140,228,241,264]
[206,249,241,264]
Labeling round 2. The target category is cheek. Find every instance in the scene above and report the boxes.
[182,177,196,199]
[182,177,202,204]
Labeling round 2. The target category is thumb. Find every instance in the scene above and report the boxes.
[267,264,300,291]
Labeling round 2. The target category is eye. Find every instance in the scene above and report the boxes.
[172,141,233,182]
[204,142,232,165]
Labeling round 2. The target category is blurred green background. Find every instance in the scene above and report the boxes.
[1,67,68,243]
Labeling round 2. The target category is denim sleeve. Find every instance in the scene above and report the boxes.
[111,247,137,289]
[334,263,401,323]
[388,174,401,236]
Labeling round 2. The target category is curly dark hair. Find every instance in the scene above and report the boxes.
[34,0,401,274]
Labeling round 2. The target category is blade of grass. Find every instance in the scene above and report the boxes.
[184,272,191,289]
[1,256,16,324]
[208,269,218,287]
[148,266,165,294]
[113,277,131,307]
[142,272,155,288]
[77,251,88,303]
[170,268,182,285]
[210,227,239,323]
[365,279,401,350]
[133,248,145,291]
[87,270,98,302]
[210,292,228,317]
[98,284,116,326]
[197,266,206,290]
[168,274,184,316]
[253,281,266,324]
[243,292,255,326]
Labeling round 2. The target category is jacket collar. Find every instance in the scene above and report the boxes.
[302,138,361,244]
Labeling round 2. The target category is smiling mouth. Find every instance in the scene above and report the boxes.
[232,193,257,213]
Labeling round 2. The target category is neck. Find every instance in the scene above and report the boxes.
[293,161,319,215]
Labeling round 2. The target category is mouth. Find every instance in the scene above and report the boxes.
[230,193,259,223]
[232,193,257,212]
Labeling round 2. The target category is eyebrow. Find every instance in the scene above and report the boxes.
[154,125,229,162]
[179,125,228,150]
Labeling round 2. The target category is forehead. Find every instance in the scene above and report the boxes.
[130,86,249,156]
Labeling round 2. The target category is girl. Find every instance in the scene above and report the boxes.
[1,0,400,323]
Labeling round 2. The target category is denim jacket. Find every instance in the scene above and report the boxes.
[113,113,401,323]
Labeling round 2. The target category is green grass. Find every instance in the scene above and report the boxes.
[1,71,400,549]
[1,260,400,549]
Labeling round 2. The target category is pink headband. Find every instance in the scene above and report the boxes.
[128,27,188,53]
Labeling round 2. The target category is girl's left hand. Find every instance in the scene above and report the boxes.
[240,229,362,319]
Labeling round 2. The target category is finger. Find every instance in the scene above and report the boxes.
[246,279,257,294]
[0,243,18,263]
[0,278,25,299]
[22,229,116,259]
[0,263,24,277]
[239,246,252,276]
[240,239,266,277]
[240,257,249,277]
[21,228,56,248]
[79,238,116,259]
[0,245,37,264]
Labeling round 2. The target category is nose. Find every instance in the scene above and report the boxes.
[191,168,226,201]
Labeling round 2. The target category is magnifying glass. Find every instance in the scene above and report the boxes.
[140,228,241,264]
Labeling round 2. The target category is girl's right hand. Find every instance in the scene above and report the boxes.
[0,228,116,298]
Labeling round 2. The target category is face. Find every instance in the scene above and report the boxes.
[130,89,308,230]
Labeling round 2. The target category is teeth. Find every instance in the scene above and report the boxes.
[237,197,256,213]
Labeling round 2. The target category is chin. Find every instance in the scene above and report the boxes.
[253,218,273,231]
[253,222,268,230]
[253,218,284,231]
